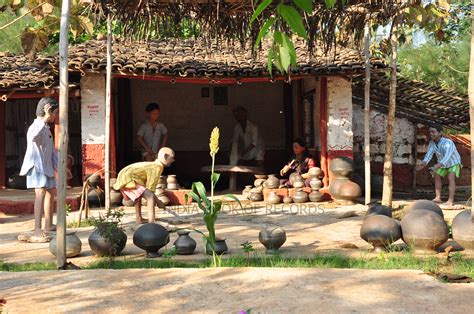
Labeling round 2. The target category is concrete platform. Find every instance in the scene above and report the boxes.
[1,268,473,313]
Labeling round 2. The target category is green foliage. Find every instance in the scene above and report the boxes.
[88,208,125,256]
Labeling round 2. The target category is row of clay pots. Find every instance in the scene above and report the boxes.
[266,189,323,205]
[157,175,180,190]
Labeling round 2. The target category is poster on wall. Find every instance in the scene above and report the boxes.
[81,75,105,144]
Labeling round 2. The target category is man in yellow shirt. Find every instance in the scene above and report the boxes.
[113,147,175,223]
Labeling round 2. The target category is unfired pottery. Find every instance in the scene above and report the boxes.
[264,174,280,189]
[401,209,448,253]
[50,232,82,258]
[452,209,474,251]
[266,191,281,205]
[404,200,444,218]
[308,190,323,202]
[360,215,401,252]
[293,189,308,203]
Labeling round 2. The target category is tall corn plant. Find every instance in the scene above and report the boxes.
[185,127,241,267]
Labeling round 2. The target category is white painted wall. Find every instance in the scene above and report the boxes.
[129,80,286,151]
[327,77,353,151]
[352,104,415,164]
[80,74,105,144]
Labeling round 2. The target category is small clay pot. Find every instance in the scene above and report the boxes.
[157,194,170,206]
[249,192,263,202]
[401,209,448,254]
[283,196,293,204]
[308,167,322,178]
[365,204,392,218]
[133,223,170,258]
[360,215,401,252]
[255,174,268,180]
[254,178,266,187]
[293,177,305,189]
[289,173,301,185]
[452,209,474,251]
[50,232,82,258]
[308,190,323,202]
[86,174,101,188]
[264,174,280,189]
[293,189,308,203]
[206,238,228,255]
[110,189,123,206]
[259,227,287,254]
[166,175,178,190]
[156,176,167,189]
[167,183,179,190]
[88,189,105,207]
[309,177,322,190]
[173,230,197,255]
[404,200,444,218]
[266,191,281,205]
[242,185,252,199]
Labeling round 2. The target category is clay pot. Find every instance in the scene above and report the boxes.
[401,209,448,253]
[88,227,127,257]
[283,196,293,204]
[360,215,401,252]
[255,174,268,180]
[259,227,287,254]
[173,230,197,255]
[110,189,123,206]
[308,167,322,178]
[266,191,281,205]
[86,174,101,188]
[254,178,266,187]
[339,181,361,201]
[88,189,105,207]
[49,232,82,258]
[206,238,228,255]
[264,174,280,189]
[308,190,323,202]
[289,173,301,185]
[404,200,444,218]
[293,177,305,189]
[329,156,354,177]
[242,185,252,199]
[133,223,170,258]
[452,209,474,251]
[309,177,322,190]
[249,192,263,202]
[122,198,135,207]
[365,204,392,218]
[166,175,178,190]
[293,189,308,203]
[7,174,26,189]
[155,188,170,206]
[156,176,167,189]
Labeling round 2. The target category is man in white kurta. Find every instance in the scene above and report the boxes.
[229,106,265,168]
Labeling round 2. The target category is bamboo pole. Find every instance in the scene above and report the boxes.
[105,12,112,212]
[381,19,398,208]
[56,0,71,269]
[364,23,371,205]
[469,0,474,222]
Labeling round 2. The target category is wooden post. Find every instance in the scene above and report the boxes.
[104,12,112,212]
[469,0,474,222]
[363,23,371,205]
[56,0,70,269]
[320,77,329,187]
[381,19,398,207]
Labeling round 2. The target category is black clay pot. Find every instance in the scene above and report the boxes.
[88,226,127,257]
[88,189,105,207]
[173,230,197,255]
[360,215,401,252]
[401,209,448,253]
[365,204,392,218]
[7,174,26,190]
[133,223,170,258]
[404,200,444,218]
[206,238,228,255]
[85,174,101,188]
[259,227,287,254]
[452,209,474,251]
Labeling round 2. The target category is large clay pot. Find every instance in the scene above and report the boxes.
[309,177,322,190]
[7,174,26,189]
[328,177,346,200]
[365,204,392,218]
[88,226,127,257]
[266,191,281,205]
[452,209,474,251]
[293,189,308,203]
[360,215,401,252]
[206,238,228,255]
[401,209,448,253]
[110,189,123,206]
[173,230,197,255]
[308,190,323,202]
[338,181,362,203]
[308,167,322,178]
[259,227,287,254]
[50,232,82,257]
[404,200,444,218]
[88,189,105,207]
[242,185,252,199]
[133,223,170,258]
[329,156,354,177]
[264,174,280,189]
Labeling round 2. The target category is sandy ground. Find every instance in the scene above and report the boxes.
[1,268,473,313]
[0,196,468,265]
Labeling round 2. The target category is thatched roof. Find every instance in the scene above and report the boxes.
[352,73,469,130]
[0,38,386,89]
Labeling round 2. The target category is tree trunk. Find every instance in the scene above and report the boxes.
[381,20,398,207]
[105,13,112,212]
[364,23,371,205]
[469,0,474,221]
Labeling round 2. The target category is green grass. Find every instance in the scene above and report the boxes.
[2,253,473,279]
[66,219,95,228]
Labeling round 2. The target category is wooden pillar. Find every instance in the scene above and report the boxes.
[283,82,294,149]
[0,101,5,188]
[104,12,112,211]
[364,23,371,205]
[320,77,329,187]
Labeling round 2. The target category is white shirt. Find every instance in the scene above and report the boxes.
[230,120,265,164]
[20,118,57,177]
[137,120,168,155]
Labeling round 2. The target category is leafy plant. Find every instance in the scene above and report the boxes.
[162,245,177,267]
[185,127,241,267]
[88,208,125,256]
[240,241,255,265]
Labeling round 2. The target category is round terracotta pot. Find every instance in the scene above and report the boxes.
[133,223,170,258]
[308,190,323,202]
[365,204,392,218]
[336,181,361,204]
[206,238,228,255]
[401,209,448,253]
[329,156,354,177]
[293,177,305,189]
[50,232,82,258]
[254,178,266,187]
[404,200,444,218]
[249,192,263,202]
[283,196,293,204]
[309,177,322,190]
[88,227,127,257]
[266,191,281,205]
[308,167,322,178]
[259,227,287,254]
[452,209,474,251]
[360,215,401,252]
[328,177,347,200]
[293,189,308,203]
[173,230,197,255]
[242,185,252,199]
[289,173,301,185]
[156,176,167,189]
[264,174,280,189]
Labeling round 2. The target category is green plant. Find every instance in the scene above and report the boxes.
[88,208,125,256]
[240,241,255,265]
[162,246,177,267]
[185,127,241,267]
